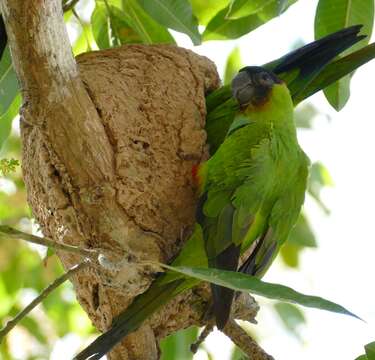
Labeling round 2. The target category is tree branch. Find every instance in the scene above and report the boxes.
[62,0,80,12]
[0,261,90,343]
[223,320,274,360]
[190,323,214,354]
[0,225,98,259]
[0,0,114,185]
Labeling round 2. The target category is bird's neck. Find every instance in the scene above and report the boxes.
[245,83,297,142]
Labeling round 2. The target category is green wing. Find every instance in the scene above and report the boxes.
[239,154,309,278]
[198,119,273,328]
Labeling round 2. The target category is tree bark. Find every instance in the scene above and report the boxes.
[0,0,225,358]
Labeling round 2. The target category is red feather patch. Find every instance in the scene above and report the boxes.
[192,164,200,185]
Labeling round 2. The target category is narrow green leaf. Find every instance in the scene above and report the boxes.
[308,162,333,214]
[224,47,242,85]
[226,0,274,19]
[315,0,374,110]
[280,242,301,268]
[231,346,247,360]
[20,315,49,344]
[274,302,305,338]
[190,0,230,25]
[122,0,175,44]
[160,326,198,360]
[288,214,317,248]
[138,0,201,45]
[0,93,20,152]
[356,356,368,360]
[294,103,320,129]
[91,3,112,49]
[296,43,375,103]
[203,0,297,41]
[0,47,19,116]
[164,265,361,320]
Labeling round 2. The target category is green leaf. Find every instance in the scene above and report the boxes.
[294,103,321,129]
[257,0,297,22]
[231,346,247,360]
[164,265,361,320]
[190,0,230,25]
[365,341,375,359]
[288,213,317,248]
[19,315,49,344]
[0,158,19,176]
[274,302,305,339]
[108,6,143,44]
[226,0,274,19]
[315,0,374,110]
[138,0,201,45]
[122,0,175,44]
[160,326,198,360]
[203,7,262,41]
[91,3,112,49]
[0,47,19,116]
[0,93,20,152]
[296,43,375,104]
[281,213,317,268]
[355,342,375,360]
[72,29,90,55]
[224,46,242,85]
[308,162,333,214]
[92,2,153,48]
[280,242,300,268]
[107,0,122,8]
[203,0,297,41]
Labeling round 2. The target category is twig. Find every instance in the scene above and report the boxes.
[0,261,90,342]
[71,8,92,51]
[0,225,98,260]
[62,0,79,12]
[223,320,274,360]
[190,323,214,353]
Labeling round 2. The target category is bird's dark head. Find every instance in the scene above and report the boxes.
[231,66,282,108]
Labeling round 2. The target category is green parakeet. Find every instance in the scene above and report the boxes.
[196,66,309,328]
[75,26,367,360]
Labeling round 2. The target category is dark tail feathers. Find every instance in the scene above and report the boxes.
[210,243,241,329]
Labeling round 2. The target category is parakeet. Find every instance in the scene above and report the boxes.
[197,66,309,328]
[75,26,366,360]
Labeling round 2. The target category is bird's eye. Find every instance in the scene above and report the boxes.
[261,73,271,81]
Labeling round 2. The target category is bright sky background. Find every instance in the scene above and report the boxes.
[172,0,375,359]
[56,1,375,359]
